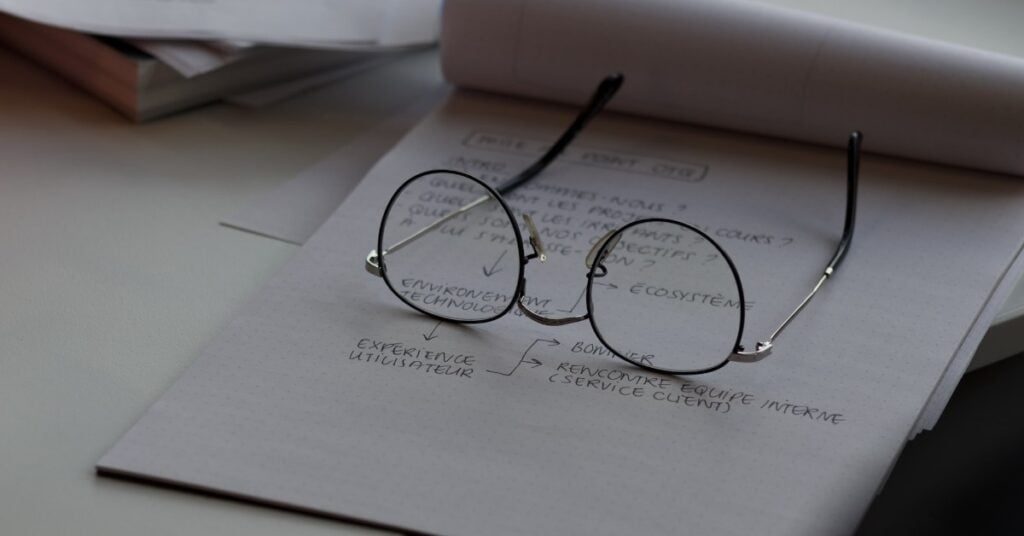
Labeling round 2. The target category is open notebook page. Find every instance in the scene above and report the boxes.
[440,0,1024,434]
[100,91,1024,535]
[442,0,1024,176]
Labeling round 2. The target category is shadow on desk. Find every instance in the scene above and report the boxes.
[856,354,1024,535]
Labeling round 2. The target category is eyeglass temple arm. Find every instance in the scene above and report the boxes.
[496,74,624,196]
[368,73,622,278]
[731,131,861,362]
[367,74,625,277]
[826,131,861,272]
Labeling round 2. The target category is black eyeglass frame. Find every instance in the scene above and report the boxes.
[377,169,529,325]
[367,73,862,375]
[584,217,747,375]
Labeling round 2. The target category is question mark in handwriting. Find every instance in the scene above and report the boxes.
[779,237,794,247]
[641,259,657,270]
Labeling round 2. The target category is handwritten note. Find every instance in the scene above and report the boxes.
[99,91,1024,536]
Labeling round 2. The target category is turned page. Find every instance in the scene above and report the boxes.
[441,0,1024,176]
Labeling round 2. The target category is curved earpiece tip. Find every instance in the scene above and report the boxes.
[601,73,625,90]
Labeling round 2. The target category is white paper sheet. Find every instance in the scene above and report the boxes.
[910,242,1024,437]
[220,112,1024,416]
[100,90,1024,535]
[0,0,441,48]
[972,280,1024,370]
[131,40,250,78]
[441,0,1024,177]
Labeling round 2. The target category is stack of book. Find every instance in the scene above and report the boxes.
[0,1,441,120]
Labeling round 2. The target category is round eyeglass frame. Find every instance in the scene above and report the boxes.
[376,169,528,324]
[584,217,748,375]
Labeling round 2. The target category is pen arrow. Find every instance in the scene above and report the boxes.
[557,289,586,314]
[481,250,507,277]
[558,285,616,314]
[487,337,559,376]
[422,320,442,341]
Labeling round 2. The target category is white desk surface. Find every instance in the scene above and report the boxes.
[2,2,1022,534]
[0,46,443,536]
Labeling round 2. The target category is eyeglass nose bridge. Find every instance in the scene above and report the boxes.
[516,216,589,326]
[516,280,589,326]
[516,222,624,327]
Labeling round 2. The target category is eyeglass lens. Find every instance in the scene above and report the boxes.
[588,219,744,373]
[379,171,521,322]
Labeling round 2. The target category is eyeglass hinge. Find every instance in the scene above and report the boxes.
[729,341,773,363]
[365,250,383,277]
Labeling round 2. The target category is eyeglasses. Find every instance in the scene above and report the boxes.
[366,74,861,375]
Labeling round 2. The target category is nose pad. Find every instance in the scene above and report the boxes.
[585,228,622,274]
[522,213,547,262]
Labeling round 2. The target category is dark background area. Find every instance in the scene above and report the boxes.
[856,353,1024,535]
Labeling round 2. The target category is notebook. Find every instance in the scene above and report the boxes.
[99,1,1024,534]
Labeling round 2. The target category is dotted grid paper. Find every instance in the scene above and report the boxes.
[99,91,1024,536]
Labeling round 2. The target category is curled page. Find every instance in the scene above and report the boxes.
[441,0,1024,176]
